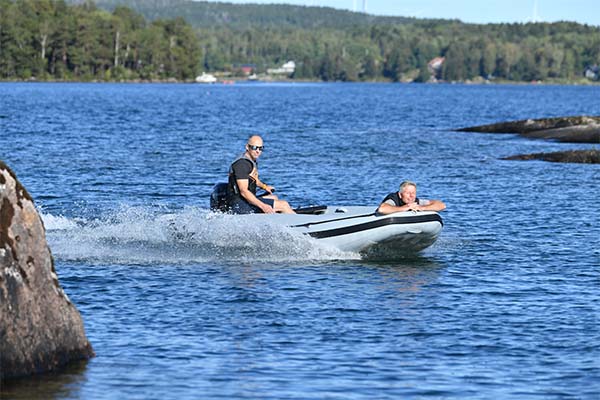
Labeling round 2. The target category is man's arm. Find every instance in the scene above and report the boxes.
[254,178,274,194]
[377,202,412,214]
[377,199,446,214]
[237,178,274,214]
[417,199,446,212]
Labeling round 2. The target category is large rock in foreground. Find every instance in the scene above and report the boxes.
[0,161,94,380]
[502,150,600,164]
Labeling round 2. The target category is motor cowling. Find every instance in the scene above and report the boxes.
[210,183,229,212]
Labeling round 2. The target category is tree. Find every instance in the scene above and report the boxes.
[361,50,378,80]
[1,1,599,83]
[414,64,430,82]
[481,41,497,78]
[442,42,467,81]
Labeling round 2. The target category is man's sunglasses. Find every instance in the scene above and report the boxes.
[248,145,264,151]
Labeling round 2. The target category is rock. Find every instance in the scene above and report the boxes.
[0,161,94,381]
[457,115,600,134]
[457,115,600,144]
[520,124,600,143]
[502,150,600,164]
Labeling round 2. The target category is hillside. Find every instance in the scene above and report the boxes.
[3,0,599,83]
[70,0,600,35]
[68,0,420,29]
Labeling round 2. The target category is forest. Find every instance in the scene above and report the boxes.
[1,0,599,82]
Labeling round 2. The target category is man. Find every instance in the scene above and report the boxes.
[227,135,295,214]
[377,180,446,214]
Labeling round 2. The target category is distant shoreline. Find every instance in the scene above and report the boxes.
[2,78,599,86]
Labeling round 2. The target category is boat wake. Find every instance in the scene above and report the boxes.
[41,206,359,265]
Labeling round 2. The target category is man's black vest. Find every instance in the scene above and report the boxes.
[227,154,257,205]
[382,192,420,207]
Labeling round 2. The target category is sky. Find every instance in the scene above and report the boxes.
[201,0,600,26]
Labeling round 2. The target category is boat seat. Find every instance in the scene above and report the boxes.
[294,205,327,215]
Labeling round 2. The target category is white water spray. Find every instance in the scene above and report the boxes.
[42,206,358,265]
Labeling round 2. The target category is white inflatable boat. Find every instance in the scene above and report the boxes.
[270,205,442,255]
[210,185,443,255]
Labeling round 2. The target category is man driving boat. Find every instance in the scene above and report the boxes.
[227,135,295,214]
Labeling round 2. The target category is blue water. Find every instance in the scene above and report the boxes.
[1,82,599,399]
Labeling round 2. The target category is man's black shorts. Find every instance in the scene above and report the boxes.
[230,196,275,214]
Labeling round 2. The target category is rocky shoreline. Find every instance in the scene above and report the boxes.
[502,150,600,164]
[457,116,600,163]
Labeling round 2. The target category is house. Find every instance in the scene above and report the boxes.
[584,65,599,80]
[241,65,254,75]
[233,64,256,75]
[427,57,445,78]
[267,61,296,75]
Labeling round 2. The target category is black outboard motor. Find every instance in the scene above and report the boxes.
[210,183,229,212]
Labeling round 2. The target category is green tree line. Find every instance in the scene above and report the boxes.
[196,19,599,82]
[0,0,200,80]
[1,0,599,82]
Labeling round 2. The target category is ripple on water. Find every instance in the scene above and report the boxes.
[2,83,600,399]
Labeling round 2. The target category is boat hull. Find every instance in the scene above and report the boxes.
[246,206,443,255]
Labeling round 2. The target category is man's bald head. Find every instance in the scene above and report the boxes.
[247,135,263,146]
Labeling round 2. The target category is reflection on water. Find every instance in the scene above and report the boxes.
[362,256,443,295]
[1,360,89,400]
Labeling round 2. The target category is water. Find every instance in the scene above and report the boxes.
[1,82,599,399]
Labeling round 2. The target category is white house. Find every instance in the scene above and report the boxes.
[267,61,296,75]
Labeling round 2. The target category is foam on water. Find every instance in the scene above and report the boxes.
[41,206,359,265]
[41,213,80,230]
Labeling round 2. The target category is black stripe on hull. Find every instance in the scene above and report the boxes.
[305,214,444,239]
[292,213,376,228]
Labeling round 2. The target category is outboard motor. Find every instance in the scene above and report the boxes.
[210,183,229,212]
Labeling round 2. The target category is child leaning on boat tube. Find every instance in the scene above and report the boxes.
[377,180,446,214]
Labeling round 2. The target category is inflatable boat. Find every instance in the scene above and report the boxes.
[210,184,443,255]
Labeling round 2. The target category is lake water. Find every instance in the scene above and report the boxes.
[1,82,599,399]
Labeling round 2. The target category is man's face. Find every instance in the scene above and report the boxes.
[400,185,417,204]
[246,139,264,160]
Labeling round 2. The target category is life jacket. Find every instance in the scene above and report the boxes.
[382,192,420,207]
[227,153,258,204]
